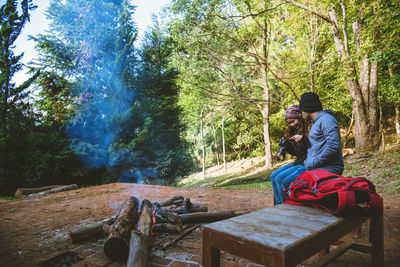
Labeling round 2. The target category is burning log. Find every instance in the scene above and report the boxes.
[15,185,63,197]
[69,217,116,243]
[153,223,182,234]
[127,200,153,267]
[28,184,78,197]
[166,198,207,214]
[158,195,184,207]
[180,210,248,224]
[104,196,140,260]
[154,209,182,224]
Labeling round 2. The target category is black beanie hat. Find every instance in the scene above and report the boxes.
[299,92,323,112]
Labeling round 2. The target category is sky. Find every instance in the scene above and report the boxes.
[10,0,172,85]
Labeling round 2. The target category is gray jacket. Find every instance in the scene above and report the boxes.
[304,109,344,175]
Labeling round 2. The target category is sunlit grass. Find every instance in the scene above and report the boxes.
[175,158,278,189]
[217,180,272,189]
[0,196,16,200]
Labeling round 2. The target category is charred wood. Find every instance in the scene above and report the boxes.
[180,210,248,224]
[127,200,153,267]
[155,210,182,225]
[167,198,207,214]
[104,196,139,260]
[153,223,182,234]
[158,196,184,207]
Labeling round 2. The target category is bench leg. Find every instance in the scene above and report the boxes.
[371,212,384,266]
[203,245,220,267]
[318,246,329,259]
[203,229,220,267]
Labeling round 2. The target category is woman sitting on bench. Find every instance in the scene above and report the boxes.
[270,105,310,204]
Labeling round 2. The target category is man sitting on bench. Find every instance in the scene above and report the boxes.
[299,92,344,175]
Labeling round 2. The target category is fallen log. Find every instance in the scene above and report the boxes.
[158,196,184,207]
[127,199,153,267]
[104,196,139,260]
[28,184,78,197]
[180,210,248,224]
[69,217,116,243]
[15,185,63,197]
[160,224,200,250]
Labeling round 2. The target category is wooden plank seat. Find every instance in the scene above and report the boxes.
[202,204,383,266]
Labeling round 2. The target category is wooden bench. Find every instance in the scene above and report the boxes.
[202,204,383,266]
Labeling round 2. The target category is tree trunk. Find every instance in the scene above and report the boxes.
[309,15,317,92]
[388,65,400,144]
[379,99,385,152]
[212,122,220,166]
[286,1,381,153]
[104,196,140,260]
[328,8,379,152]
[369,60,380,149]
[221,115,227,170]
[260,18,272,169]
[127,200,153,267]
[200,108,206,176]
[343,113,354,148]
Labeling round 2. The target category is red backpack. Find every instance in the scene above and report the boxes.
[285,170,383,242]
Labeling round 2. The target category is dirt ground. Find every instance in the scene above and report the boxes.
[0,183,399,267]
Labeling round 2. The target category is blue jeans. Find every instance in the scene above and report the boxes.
[270,163,306,204]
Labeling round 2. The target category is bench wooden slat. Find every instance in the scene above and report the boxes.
[202,203,380,267]
[204,204,346,250]
[285,208,368,266]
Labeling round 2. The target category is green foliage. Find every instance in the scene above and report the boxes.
[0,196,16,200]
[0,0,38,132]
[389,181,400,193]
[133,19,196,180]
[2,0,400,194]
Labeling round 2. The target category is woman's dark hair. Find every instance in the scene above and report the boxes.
[282,118,308,140]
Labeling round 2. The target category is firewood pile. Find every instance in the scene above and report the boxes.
[68,195,248,266]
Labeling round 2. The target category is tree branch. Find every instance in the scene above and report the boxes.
[266,66,299,101]
[285,0,334,25]
[217,2,286,20]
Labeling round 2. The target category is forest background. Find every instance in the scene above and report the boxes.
[1,0,399,195]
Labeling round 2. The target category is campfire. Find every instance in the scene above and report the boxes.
[68,195,247,266]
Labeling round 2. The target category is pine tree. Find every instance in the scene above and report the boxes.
[137,20,195,180]
[34,0,138,171]
[0,0,38,133]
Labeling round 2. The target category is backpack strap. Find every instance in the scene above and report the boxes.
[335,190,356,216]
[368,192,384,244]
[344,177,368,190]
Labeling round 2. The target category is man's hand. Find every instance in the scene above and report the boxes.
[290,134,303,142]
